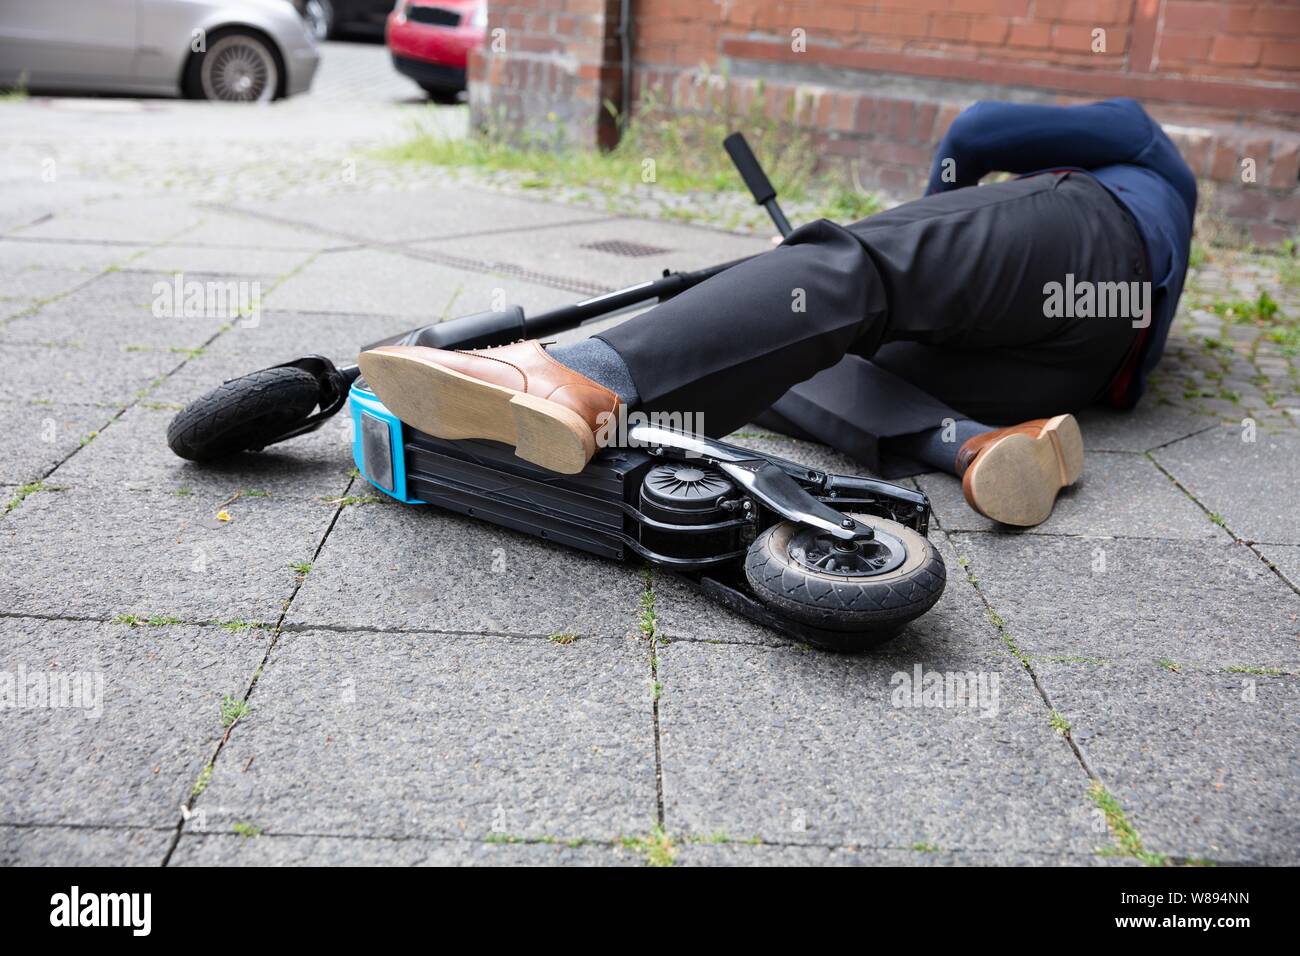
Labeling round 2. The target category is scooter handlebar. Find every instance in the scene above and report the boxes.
[724,132,776,206]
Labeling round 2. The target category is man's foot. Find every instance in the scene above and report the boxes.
[955,414,1083,526]
[357,341,622,475]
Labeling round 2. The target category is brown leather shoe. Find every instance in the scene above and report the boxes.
[357,341,622,475]
[956,414,1083,527]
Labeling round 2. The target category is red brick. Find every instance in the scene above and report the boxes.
[1158,33,1213,66]
[1006,21,1052,49]
[1051,24,1097,53]
[927,15,970,42]
[1272,194,1300,224]
[1251,5,1300,36]
[1210,140,1240,181]
[968,17,1010,45]
[1269,141,1300,190]
[1210,35,1262,66]
[1162,1,1208,33]
[949,0,1030,15]
[1249,222,1292,246]
[1261,40,1300,71]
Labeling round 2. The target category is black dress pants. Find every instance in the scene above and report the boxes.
[596,172,1148,475]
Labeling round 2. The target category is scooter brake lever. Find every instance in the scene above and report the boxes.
[627,423,872,541]
[716,458,873,542]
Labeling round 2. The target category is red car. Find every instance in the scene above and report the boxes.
[387,0,486,100]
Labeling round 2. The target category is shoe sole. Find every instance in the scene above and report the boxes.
[962,414,1083,527]
[357,347,596,475]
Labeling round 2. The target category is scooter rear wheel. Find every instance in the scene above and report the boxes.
[744,513,945,632]
[167,367,321,462]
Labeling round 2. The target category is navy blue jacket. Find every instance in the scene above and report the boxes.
[925,98,1197,407]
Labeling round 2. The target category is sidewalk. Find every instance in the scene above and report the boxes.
[0,42,1296,867]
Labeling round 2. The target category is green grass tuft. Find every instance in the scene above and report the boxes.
[220,695,250,728]
[1089,781,1167,866]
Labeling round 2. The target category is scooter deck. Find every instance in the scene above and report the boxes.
[351,382,917,651]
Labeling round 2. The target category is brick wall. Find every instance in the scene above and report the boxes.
[471,0,1300,240]
[468,0,624,149]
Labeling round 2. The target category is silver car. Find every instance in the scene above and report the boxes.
[0,0,319,102]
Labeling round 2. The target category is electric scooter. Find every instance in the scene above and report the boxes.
[167,134,945,650]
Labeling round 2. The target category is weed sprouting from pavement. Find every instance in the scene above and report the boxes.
[619,823,676,867]
[220,695,250,728]
[1089,782,1167,867]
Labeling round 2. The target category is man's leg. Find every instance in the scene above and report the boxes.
[596,172,1143,438]
[359,172,1142,515]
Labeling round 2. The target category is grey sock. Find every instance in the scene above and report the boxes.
[546,337,640,405]
[887,418,996,475]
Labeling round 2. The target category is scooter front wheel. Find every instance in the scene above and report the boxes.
[744,513,945,633]
[167,367,321,461]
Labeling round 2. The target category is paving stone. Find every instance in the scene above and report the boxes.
[16,195,206,244]
[1255,544,1300,592]
[288,500,644,637]
[1154,425,1300,545]
[656,639,1098,852]
[0,237,144,273]
[0,825,173,866]
[191,630,656,842]
[129,244,317,277]
[195,308,427,363]
[264,246,578,318]
[159,209,339,251]
[0,487,332,621]
[1,270,243,351]
[0,618,268,828]
[0,402,114,484]
[917,452,1229,540]
[231,187,614,244]
[951,532,1300,667]
[414,216,770,290]
[0,268,102,317]
[170,833,636,865]
[51,405,355,501]
[673,844,1135,866]
[1036,659,1300,864]
[0,342,180,405]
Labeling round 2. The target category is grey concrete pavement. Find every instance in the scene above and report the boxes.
[0,40,1296,867]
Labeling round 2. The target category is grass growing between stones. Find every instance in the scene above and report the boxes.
[3,480,63,515]
[219,695,250,729]
[379,75,884,228]
[113,613,184,627]
[1089,781,1168,867]
[619,823,676,867]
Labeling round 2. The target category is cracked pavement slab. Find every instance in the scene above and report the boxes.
[0,618,269,830]
[187,629,657,844]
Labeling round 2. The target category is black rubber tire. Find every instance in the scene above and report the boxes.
[744,513,946,632]
[183,27,284,101]
[167,367,321,462]
[419,83,463,104]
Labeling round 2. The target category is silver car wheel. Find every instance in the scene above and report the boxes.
[305,0,333,41]
[199,34,278,103]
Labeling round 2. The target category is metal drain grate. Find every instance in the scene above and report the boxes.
[580,238,671,258]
